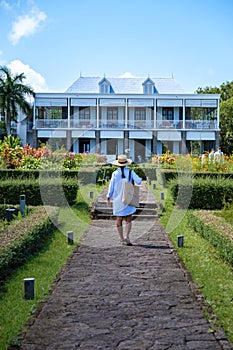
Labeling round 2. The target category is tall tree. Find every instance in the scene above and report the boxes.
[0,66,35,136]
[197,81,233,154]
[219,97,233,154]
[197,81,233,102]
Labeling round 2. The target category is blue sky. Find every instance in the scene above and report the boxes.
[0,0,232,93]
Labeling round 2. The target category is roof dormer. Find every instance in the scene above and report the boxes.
[99,77,113,94]
[142,77,157,94]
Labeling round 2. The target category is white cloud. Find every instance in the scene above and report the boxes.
[118,72,136,78]
[8,8,47,45]
[7,59,48,92]
[0,0,12,11]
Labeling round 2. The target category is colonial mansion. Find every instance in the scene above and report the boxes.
[30,74,220,162]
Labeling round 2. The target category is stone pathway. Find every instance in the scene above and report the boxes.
[17,186,233,350]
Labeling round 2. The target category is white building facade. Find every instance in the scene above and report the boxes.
[32,75,220,162]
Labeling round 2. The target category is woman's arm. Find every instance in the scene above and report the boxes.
[132,170,142,185]
[106,172,116,202]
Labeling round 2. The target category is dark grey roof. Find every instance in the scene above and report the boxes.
[65,76,185,94]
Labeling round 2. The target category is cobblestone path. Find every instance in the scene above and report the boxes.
[18,186,233,349]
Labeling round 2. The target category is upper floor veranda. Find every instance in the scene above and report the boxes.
[33,93,220,132]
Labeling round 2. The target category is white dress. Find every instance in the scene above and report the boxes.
[106,167,142,216]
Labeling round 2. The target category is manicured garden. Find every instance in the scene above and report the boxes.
[1,135,233,347]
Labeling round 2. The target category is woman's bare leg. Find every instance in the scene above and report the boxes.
[125,215,132,241]
[116,216,124,242]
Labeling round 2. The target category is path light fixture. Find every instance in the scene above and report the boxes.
[67,231,74,245]
[20,194,26,217]
[177,235,184,247]
[24,278,35,299]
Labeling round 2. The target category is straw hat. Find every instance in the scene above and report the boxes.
[113,154,132,167]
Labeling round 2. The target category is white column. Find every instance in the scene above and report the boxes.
[182,98,185,128]
[96,98,99,128]
[217,98,220,129]
[154,99,157,128]
[125,98,128,128]
[67,98,70,128]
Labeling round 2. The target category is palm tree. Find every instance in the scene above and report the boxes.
[0,66,35,136]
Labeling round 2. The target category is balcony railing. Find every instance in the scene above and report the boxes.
[35,118,218,130]
[36,119,68,128]
[184,120,217,129]
[99,120,125,129]
[70,119,96,128]
[99,120,155,129]
[156,120,217,129]
[156,120,182,129]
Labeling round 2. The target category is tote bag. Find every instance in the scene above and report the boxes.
[122,170,140,207]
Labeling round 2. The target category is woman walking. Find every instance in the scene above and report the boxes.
[106,154,142,246]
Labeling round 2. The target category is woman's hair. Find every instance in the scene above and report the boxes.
[120,166,126,178]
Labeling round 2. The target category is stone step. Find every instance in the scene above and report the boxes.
[90,181,160,220]
[133,214,160,220]
[94,201,158,209]
[91,206,159,220]
[93,207,157,215]
[92,213,159,220]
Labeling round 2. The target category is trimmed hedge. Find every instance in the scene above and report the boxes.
[0,169,79,180]
[189,211,233,266]
[159,169,233,186]
[169,177,233,210]
[0,206,59,283]
[141,167,157,181]
[0,178,79,206]
[96,164,147,183]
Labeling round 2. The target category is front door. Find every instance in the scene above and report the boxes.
[135,139,145,162]
[79,139,90,153]
[106,139,117,155]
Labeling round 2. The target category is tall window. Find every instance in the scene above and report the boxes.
[79,107,90,120]
[162,107,173,120]
[107,107,118,121]
[135,108,146,120]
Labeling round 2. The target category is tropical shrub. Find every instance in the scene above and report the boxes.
[0,136,106,170]
[151,151,232,173]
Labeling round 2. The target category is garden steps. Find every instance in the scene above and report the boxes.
[90,182,160,220]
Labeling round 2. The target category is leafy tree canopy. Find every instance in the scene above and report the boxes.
[0,66,35,135]
[196,81,233,102]
[197,81,233,155]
